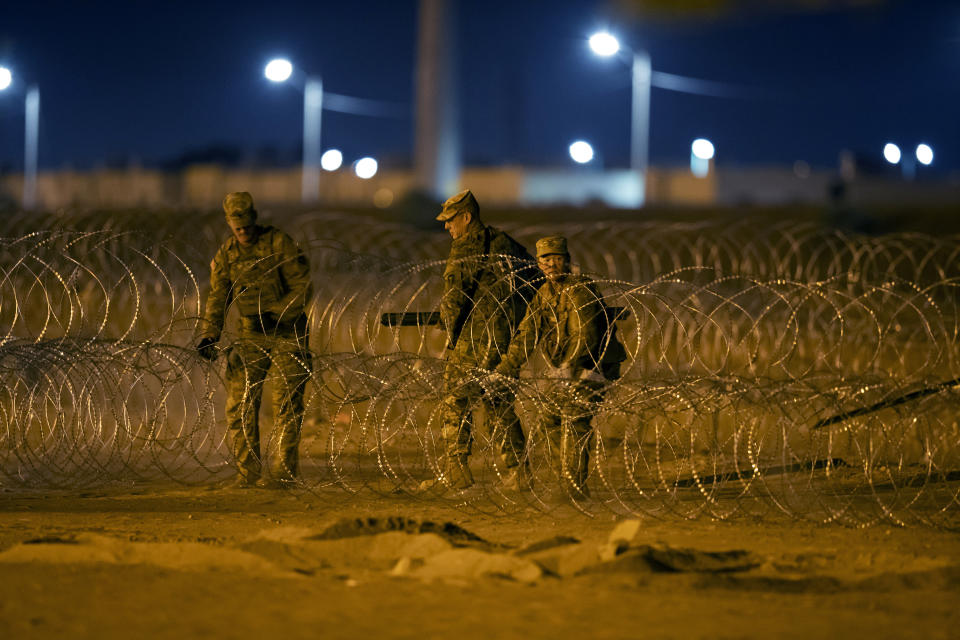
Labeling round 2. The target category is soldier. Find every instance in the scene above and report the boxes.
[196,192,313,489]
[493,235,625,499]
[423,189,538,491]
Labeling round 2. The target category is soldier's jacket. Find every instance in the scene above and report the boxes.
[440,220,537,365]
[201,225,312,340]
[496,274,625,379]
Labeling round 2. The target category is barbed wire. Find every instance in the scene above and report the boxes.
[1,212,958,527]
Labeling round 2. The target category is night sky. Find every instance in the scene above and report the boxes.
[0,0,957,173]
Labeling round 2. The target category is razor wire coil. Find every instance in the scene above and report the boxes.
[1,212,959,527]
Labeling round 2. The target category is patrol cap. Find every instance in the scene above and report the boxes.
[223,191,257,225]
[436,189,479,221]
[536,235,569,257]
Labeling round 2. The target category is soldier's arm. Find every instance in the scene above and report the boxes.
[272,232,313,323]
[564,282,605,372]
[439,242,482,346]
[439,264,466,343]
[200,246,231,340]
[495,293,542,377]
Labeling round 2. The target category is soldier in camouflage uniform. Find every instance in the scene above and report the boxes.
[494,236,625,499]
[196,192,313,489]
[422,189,538,491]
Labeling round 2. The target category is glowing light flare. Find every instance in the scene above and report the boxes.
[354,157,378,179]
[373,188,394,208]
[264,58,293,83]
[588,32,620,57]
[883,143,901,165]
[915,143,933,166]
[568,140,595,164]
[321,149,343,171]
[0,67,11,91]
[691,138,715,160]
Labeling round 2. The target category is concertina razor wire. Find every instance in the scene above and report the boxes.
[1,212,959,527]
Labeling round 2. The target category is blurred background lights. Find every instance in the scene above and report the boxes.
[354,156,378,179]
[321,149,343,171]
[915,143,933,166]
[264,58,293,83]
[691,138,715,160]
[588,32,620,57]
[568,140,594,164]
[883,143,901,164]
[373,188,394,208]
[0,67,11,90]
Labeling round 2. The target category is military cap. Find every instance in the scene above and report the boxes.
[436,189,479,221]
[536,235,569,257]
[223,191,257,225]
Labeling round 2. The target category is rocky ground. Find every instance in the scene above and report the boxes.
[0,484,958,640]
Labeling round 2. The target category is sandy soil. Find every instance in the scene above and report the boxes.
[0,485,958,640]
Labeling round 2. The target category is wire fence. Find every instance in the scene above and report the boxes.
[1,211,958,526]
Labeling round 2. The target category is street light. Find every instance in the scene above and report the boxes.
[354,157,378,179]
[588,32,620,57]
[569,140,595,164]
[588,31,651,206]
[883,141,933,179]
[264,58,323,203]
[690,138,714,178]
[883,143,901,165]
[264,58,293,83]
[320,149,343,171]
[0,65,40,210]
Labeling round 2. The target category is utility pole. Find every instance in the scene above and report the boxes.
[24,86,40,210]
[414,0,460,200]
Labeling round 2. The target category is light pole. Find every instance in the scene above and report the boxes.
[0,65,40,210]
[265,58,323,203]
[589,32,650,206]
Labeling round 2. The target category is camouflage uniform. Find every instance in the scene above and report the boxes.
[495,237,624,496]
[435,190,536,485]
[199,193,313,484]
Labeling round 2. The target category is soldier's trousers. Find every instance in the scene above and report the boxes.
[224,328,311,481]
[440,357,526,469]
[539,378,606,492]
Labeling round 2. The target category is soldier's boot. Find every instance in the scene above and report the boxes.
[496,455,533,492]
[219,462,260,489]
[565,469,590,500]
[225,474,258,489]
[561,434,591,500]
[256,476,298,490]
[257,466,300,490]
[258,429,301,489]
[418,454,475,492]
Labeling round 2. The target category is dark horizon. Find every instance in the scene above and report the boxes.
[0,0,957,174]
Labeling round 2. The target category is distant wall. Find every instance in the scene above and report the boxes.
[715,167,960,207]
[0,165,716,210]
[1,164,955,211]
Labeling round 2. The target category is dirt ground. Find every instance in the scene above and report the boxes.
[0,484,958,640]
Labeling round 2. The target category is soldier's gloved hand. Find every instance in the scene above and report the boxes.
[258,312,278,327]
[196,337,219,361]
[480,370,513,397]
